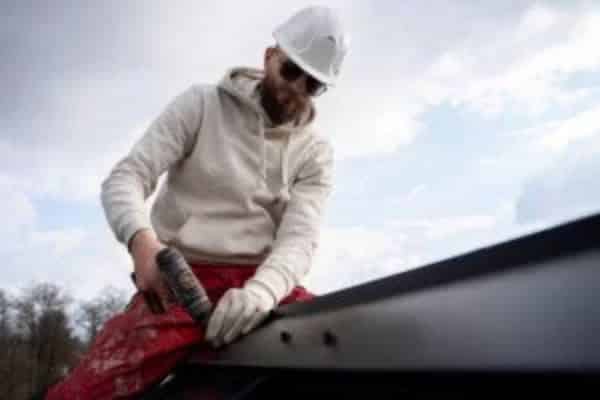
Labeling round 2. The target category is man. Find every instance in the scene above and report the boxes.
[46,5,348,399]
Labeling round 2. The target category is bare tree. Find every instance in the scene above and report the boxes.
[0,283,126,399]
[77,285,128,345]
[12,283,75,398]
[0,289,10,339]
[0,289,18,399]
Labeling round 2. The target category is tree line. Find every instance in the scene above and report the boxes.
[0,283,128,400]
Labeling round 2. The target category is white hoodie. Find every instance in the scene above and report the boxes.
[101,68,333,303]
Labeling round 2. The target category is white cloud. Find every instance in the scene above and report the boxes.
[389,215,497,240]
[406,184,427,201]
[0,178,37,254]
[418,4,600,117]
[0,173,134,301]
[3,222,135,302]
[317,3,600,160]
[495,102,600,175]
[540,104,600,151]
[0,73,154,202]
[516,3,560,39]
[306,210,505,294]
[516,135,600,224]
[29,229,87,257]
[305,225,413,294]
[322,100,424,159]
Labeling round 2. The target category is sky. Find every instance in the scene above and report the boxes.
[2,0,600,302]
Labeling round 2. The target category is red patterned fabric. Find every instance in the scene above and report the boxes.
[46,263,315,399]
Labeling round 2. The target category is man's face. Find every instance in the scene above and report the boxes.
[261,47,325,125]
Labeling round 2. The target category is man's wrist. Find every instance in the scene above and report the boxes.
[244,264,294,307]
[128,228,154,253]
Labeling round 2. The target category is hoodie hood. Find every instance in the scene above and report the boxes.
[218,67,316,186]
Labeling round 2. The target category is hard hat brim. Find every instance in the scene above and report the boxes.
[274,37,337,87]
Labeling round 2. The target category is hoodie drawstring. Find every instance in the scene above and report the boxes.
[258,117,267,182]
[281,133,290,187]
[257,114,292,192]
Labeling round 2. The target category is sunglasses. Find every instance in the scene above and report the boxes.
[279,59,327,97]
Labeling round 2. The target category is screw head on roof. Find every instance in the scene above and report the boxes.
[280,330,292,343]
[323,330,337,347]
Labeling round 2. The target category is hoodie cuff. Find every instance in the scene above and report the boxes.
[121,212,153,252]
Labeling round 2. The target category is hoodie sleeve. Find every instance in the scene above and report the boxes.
[244,138,334,304]
[101,85,204,250]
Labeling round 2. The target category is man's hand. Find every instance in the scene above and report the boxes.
[205,283,276,347]
[129,229,171,312]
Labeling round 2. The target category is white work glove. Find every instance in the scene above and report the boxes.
[205,282,276,348]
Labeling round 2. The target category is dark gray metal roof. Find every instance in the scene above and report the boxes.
[146,212,600,398]
[195,212,600,373]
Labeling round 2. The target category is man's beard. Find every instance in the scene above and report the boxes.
[259,80,302,126]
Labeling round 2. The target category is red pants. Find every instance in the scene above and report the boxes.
[46,263,315,399]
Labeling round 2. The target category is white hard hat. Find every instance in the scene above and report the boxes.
[273,6,349,86]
